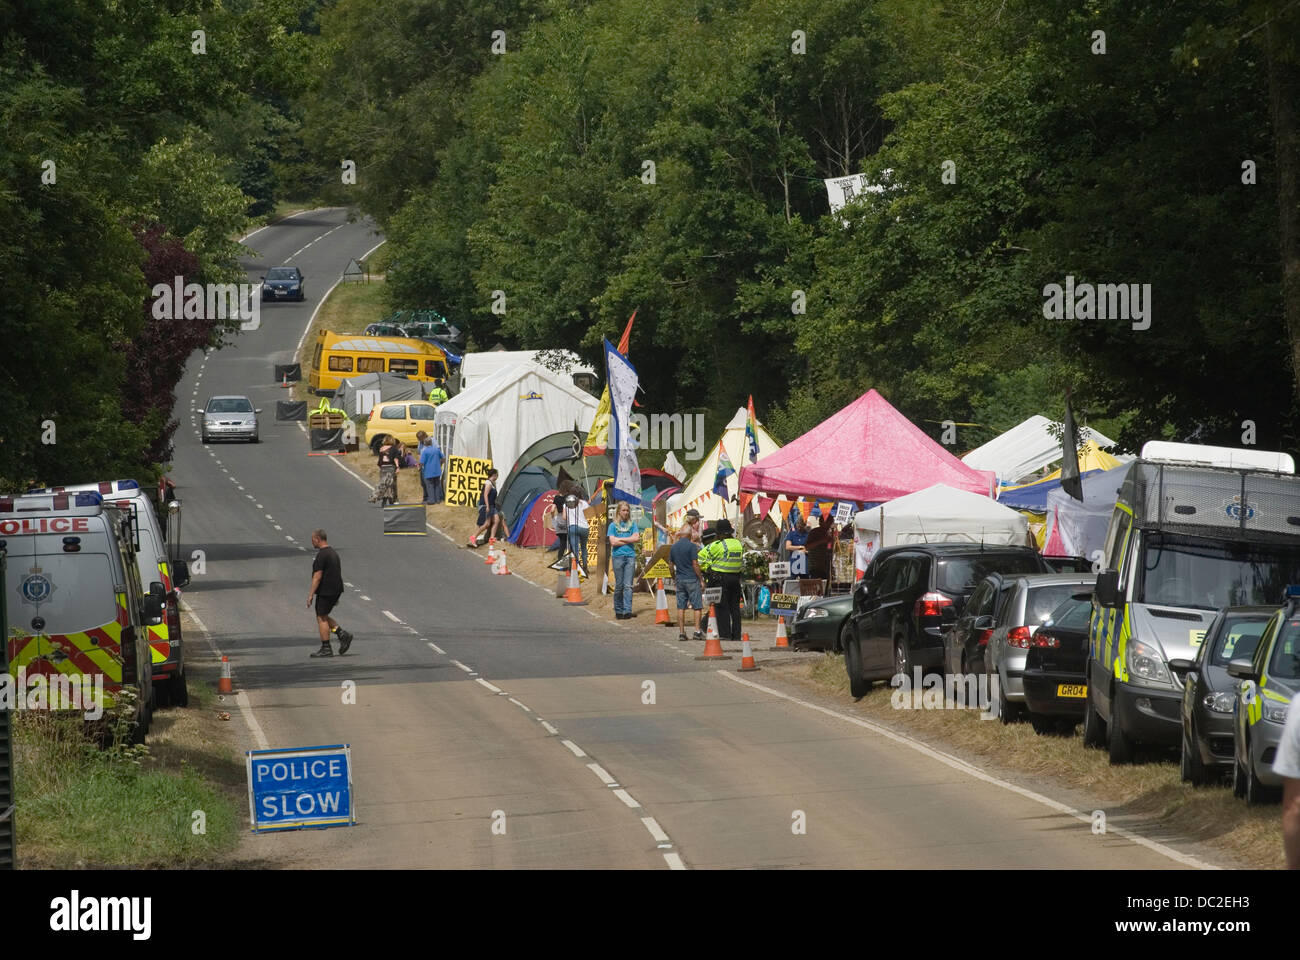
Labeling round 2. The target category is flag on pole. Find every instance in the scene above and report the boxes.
[605,338,641,504]
[712,448,735,497]
[583,310,637,455]
[1061,390,1083,501]
[745,395,759,463]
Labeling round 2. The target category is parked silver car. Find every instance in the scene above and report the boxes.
[201,395,260,443]
[985,572,1097,723]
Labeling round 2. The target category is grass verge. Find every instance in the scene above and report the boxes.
[777,654,1285,868]
[12,616,247,868]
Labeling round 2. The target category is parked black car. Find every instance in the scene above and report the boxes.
[788,593,853,652]
[942,573,1015,678]
[1170,606,1272,785]
[1022,591,1096,734]
[843,544,1049,698]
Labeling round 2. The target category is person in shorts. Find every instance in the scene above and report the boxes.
[670,523,704,641]
[307,529,352,657]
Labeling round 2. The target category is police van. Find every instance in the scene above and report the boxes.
[1087,441,1300,763]
[1,492,157,739]
[34,480,191,707]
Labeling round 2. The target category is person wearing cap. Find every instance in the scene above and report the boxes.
[698,517,745,642]
[685,508,704,543]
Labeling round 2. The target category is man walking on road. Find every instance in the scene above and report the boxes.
[308,529,353,657]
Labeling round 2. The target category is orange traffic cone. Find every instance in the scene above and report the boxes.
[654,579,671,625]
[705,605,720,641]
[770,615,790,651]
[694,625,733,660]
[484,537,496,564]
[494,548,511,575]
[218,655,232,694]
[280,373,289,389]
[563,558,588,605]
[739,633,760,672]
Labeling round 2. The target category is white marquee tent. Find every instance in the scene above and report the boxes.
[961,415,1118,485]
[434,360,599,471]
[458,349,596,392]
[852,484,1030,570]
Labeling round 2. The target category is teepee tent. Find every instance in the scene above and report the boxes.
[666,407,781,526]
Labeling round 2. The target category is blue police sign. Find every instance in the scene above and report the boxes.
[246,744,355,832]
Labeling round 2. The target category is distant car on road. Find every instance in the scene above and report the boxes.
[201,395,260,443]
[261,265,305,301]
[788,593,853,652]
[1171,607,1272,785]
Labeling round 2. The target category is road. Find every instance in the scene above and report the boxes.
[173,208,1218,869]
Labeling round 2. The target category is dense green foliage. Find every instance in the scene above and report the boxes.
[310,0,1300,452]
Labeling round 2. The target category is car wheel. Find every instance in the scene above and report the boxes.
[1107,692,1135,764]
[1245,748,1279,805]
[201,432,209,444]
[835,620,850,656]
[1232,752,1248,798]
[251,431,259,444]
[1181,726,1206,786]
[173,670,189,708]
[370,435,384,455]
[1029,712,1057,736]
[893,637,911,685]
[845,634,870,699]
[154,676,171,709]
[996,676,1022,725]
[1083,685,1106,748]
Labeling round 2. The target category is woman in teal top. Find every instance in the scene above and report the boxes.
[608,501,640,619]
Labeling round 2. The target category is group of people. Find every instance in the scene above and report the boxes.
[368,431,446,507]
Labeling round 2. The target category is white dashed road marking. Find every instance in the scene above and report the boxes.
[560,740,586,758]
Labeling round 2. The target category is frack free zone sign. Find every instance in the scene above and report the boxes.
[246,744,355,832]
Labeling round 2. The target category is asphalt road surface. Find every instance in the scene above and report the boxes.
[172,208,1221,869]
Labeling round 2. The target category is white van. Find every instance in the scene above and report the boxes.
[37,480,191,707]
[2,491,157,737]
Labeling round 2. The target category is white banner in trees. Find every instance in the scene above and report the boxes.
[824,173,886,215]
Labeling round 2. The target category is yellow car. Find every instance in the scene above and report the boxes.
[364,400,438,452]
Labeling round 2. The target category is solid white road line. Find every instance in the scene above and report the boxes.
[180,600,268,750]
[716,671,1221,870]
[560,739,586,758]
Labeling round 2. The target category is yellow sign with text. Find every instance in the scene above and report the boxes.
[445,456,493,507]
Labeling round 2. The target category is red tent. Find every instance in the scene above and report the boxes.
[738,389,995,502]
[512,492,560,548]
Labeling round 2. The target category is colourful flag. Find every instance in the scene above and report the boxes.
[713,448,736,497]
[745,395,759,463]
[605,339,641,504]
[583,310,637,456]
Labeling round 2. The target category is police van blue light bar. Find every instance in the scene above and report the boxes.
[74,492,102,507]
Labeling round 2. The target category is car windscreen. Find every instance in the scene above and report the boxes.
[1027,584,1091,626]
[207,399,252,413]
[266,268,296,280]
[1043,595,1093,631]
[936,554,1043,594]
[1139,533,1300,610]
[1268,617,1300,681]
[1210,616,1269,666]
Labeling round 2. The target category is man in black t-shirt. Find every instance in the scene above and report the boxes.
[308,529,353,657]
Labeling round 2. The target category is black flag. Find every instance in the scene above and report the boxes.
[571,421,583,459]
[1061,391,1083,501]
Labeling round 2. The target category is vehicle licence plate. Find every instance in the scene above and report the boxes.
[1057,684,1087,698]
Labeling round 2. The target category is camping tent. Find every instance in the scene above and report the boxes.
[666,406,782,526]
[433,360,600,472]
[510,490,560,548]
[1042,463,1133,559]
[335,372,427,419]
[960,415,1119,485]
[498,466,556,532]
[853,484,1030,549]
[739,389,996,502]
[497,430,613,505]
[458,350,597,393]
